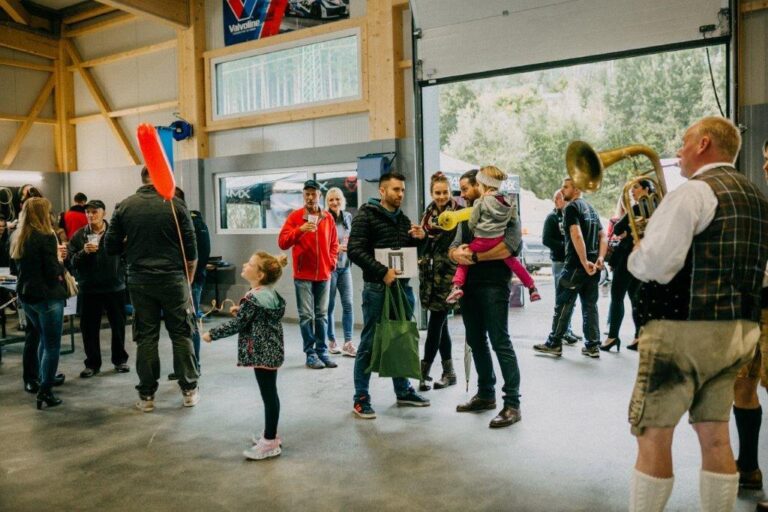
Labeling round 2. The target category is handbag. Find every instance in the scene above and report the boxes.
[366,282,421,380]
[63,270,78,298]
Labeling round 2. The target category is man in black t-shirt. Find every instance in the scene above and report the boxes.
[534,177,607,358]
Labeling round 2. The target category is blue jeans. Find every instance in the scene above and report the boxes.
[294,279,330,357]
[548,265,600,346]
[327,266,354,342]
[552,260,574,333]
[459,285,521,408]
[353,282,415,401]
[23,299,65,390]
[191,281,203,370]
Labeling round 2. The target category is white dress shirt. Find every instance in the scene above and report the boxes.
[627,162,734,284]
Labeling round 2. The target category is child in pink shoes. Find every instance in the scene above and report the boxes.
[446,166,540,304]
[204,251,288,461]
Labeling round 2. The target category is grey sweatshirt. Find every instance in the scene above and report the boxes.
[469,193,514,238]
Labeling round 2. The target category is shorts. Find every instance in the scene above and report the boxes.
[735,308,768,387]
[628,319,759,436]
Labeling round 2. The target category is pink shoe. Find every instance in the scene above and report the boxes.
[446,286,464,304]
[244,437,281,460]
[529,287,541,302]
[342,341,357,357]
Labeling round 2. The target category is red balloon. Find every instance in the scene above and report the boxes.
[137,123,175,200]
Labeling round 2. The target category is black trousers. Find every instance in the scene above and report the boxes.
[80,291,128,370]
[254,369,280,440]
[607,256,641,339]
[423,309,452,364]
[22,319,39,384]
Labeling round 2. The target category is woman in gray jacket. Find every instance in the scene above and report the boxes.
[325,187,356,357]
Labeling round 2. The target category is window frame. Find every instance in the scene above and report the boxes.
[206,19,367,131]
[214,162,358,235]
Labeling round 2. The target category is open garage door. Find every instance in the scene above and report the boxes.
[411,0,730,83]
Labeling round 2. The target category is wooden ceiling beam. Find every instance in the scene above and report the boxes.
[0,23,58,59]
[63,12,136,38]
[62,4,116,25]
[0,113,56,124]
[0,0,31,25]
[741,1,768,13]
[96,0,190,29]
[1,73,55,169]
[66,39,176,70]
[0,57,54,72]
[64,39,140,165]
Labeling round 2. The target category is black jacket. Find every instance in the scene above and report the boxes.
[105,185,197,284]
[68,221,126,294]
[348,199,419,283]
[542,209,565,262]
[191,210,210,284]
[15,230,67,303]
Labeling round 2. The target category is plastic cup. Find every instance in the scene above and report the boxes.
[87,234,99,245]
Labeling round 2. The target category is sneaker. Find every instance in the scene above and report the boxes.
[533,341,562,357]
[306,354,325,369]
[581,344,600,359]
[328,341,342,355]
[252,433,283,447]
[529,287,541,302]
[182,387,200,407]
[396,388,431,407]
[114,364,130,373]
[243,437,282,461]
[353,395,376,419]
[562,331,582,346]
[79,368,99,378]
[319,354,338,368]
[445,286,464,304]
[135,396,155,412]
[342,341,357,357]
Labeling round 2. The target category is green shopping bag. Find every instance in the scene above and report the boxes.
[366,282,421,380]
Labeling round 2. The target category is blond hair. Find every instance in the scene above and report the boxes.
[326,187,346,211]
[695,116,741,161]
[10,197,54,259]
[255,252,288,286]
[480,165,507,182]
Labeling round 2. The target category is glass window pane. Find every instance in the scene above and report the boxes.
[215,34,360,118]
[218,172,306,232]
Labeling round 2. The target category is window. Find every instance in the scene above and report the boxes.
[216,164,357,234]
[212,29,362,119]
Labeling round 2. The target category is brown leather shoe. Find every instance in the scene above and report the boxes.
[739,467,763,490]
[756,500,768,512]
[489,405,521,428]
[456,395,496,413]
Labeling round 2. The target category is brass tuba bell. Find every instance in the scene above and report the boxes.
[565,141,667,243]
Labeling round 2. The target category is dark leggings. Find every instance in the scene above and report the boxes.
[254,369,280,440]
[607,256,641,339]
[423,310,452,364]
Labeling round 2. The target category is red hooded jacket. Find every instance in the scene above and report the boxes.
[278,208,339,282]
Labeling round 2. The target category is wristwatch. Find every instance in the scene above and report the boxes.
[471,251,478,263]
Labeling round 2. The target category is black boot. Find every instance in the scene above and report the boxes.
[419,360,432,391]
[36,387,62,410]
[433,359,457,389]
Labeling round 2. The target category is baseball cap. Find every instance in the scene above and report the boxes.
[85,200,106,210]
[303,179,321,190]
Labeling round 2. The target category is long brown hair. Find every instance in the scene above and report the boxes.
[10,197,54,259]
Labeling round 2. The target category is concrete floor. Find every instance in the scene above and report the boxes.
[1,275,766,512]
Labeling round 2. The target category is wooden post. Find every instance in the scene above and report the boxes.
[176,0,208,160]
[55,39,77,172]
[367,0,406,140]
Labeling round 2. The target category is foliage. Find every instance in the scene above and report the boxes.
[439,46,726,216]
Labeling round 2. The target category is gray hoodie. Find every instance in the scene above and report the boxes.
[469,193,514,238]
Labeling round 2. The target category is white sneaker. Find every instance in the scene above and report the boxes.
[251,432,283,446]
[182,388,199,407]
[342,341,357,357]
[244,437,281,460]
[328,341,342,355]
[135,396,155,412]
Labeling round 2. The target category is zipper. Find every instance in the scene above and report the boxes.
[314,214,320,281]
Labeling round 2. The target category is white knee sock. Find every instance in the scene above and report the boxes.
[630,469,674,512]
[699,470,738,512]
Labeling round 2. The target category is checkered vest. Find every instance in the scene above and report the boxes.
[636,166,768,325]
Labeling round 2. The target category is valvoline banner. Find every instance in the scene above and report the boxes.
[223,0,287,46]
